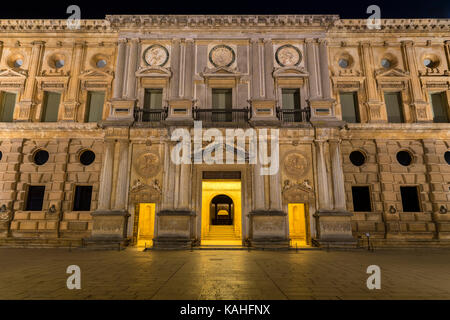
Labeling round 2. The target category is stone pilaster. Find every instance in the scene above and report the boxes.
[306,39,321,99]
[263,39,275,99]
[250,38,261,99]
[183,39,194,99]
[113,139,130,211]
[16,41,45,121]
[89,138,129,243]
[329,139,347,211]
[318,39,332,100]
[360,41,384,123]
[170,38,181,99]
[313,133,355,246]
[401,41,430,122]
[62,41,84,121]
[112,39,127,99]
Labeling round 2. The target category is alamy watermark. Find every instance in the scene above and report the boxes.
[171,121,279,175]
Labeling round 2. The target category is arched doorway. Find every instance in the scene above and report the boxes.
[201,179,242,246]
[210,194,234,225]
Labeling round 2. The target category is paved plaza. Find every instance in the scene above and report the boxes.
[0,247,449,300]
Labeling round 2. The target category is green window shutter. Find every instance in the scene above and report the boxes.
[0,92,17,122]
[86,91,105,122]
[42,92,61,122]
[340,92,360,123]
[384,92,404,123]
[430,92,449,123]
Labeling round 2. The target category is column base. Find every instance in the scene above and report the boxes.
[314,210,357,246]
[88,210,130,243]
[248,210,288,248]
[154,209,195,249]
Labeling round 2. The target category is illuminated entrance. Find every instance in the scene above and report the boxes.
[288,203,311,247]
[134,203,156,247]
[201,179,242,246]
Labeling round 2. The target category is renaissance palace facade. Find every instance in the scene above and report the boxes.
[0,15,449,248]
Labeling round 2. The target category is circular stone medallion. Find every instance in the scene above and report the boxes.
[209,45,236,68]
[143,44,169,67]
[283,152,309,177]
[135,152,160,178]
[275,45,302,67]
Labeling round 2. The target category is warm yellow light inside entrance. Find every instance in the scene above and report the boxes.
[201,180,242,246]
[288,203,310,247]
[137,203,155,247]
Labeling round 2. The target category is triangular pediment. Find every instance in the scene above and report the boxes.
[135,66,172,78]
[0,68,27,78]
[192,142,251,162]
[273,66,309,77]
[375,68,409,77]
[80,69,114,79]
[201,66,241,78]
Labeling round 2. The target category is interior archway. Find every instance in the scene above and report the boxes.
[210,194,234,225]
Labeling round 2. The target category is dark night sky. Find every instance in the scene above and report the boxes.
[0,0,449,19]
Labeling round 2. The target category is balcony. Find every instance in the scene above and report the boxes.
[276,107,311,123]
[134,107,168,123]
[193,107,251,125]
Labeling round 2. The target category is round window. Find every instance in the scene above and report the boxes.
[55,59,65,68]
[381,58,391,69]
[96,59,107,68]
[33,150,49,165]
[79,150,96,166]
[423,58,439,68]
[0,151,2,161]
[444,151,450,165]
[349,151,366,166]
[338,58,349,68]
[396,150,413,166]
[14,59,23,68]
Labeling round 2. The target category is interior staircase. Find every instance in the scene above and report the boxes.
[201,225,242,246]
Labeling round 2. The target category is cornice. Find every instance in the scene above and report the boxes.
[0,19,111,32]
[332,19,450,33]
[105,15,340,29]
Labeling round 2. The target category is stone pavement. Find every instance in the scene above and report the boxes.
[0,247,449,300]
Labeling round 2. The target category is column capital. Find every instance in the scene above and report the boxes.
[444,40,450,46]
[359,41,371,48]
[401,40,414,47]
[31,40,46,46]
[318,38,328,46]
[129,38,140,43]
[118,38,128,44]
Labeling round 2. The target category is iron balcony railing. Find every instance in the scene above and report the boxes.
[276,106,311,123]
[193,107,251,123]
[134,107,168,122]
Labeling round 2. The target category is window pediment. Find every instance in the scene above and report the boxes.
[135,66,172,78]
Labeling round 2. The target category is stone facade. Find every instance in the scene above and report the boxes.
[0,15,449,248]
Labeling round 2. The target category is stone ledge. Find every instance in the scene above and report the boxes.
[248,210,286,216]
[157,210,195,216]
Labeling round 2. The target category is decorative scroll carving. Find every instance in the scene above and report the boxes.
[282,179,314,203]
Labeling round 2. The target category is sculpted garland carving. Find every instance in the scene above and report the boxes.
[209,45,235,68]
[143,44,169,67]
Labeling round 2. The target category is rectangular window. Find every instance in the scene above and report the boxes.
[73,186,93,211]
[86,91,105,122]
[0,92,16,122]
[212,88,232,121]
[212,88,232,110]
[340,92,360,123]
[384,92,404,123]
[400,186,421,212]
[41,91,61,122]
[351,186,372,212]
[282,88,301,122]
[144,89,163,110]
[143,89,163,122]
[430,92,449,123]
[26,186,45,211]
